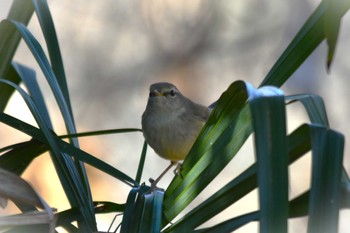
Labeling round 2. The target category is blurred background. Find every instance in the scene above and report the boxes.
[0,0,349,232]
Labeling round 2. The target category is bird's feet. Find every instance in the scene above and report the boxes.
[173,162,183,178]
[148,178,165,192]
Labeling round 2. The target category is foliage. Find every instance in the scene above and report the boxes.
[0,0,349,232]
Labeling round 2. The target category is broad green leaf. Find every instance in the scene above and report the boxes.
[287,94,350,199]
[163,82,287,229]
[162,123,312,232]
[308,126,344,233]
[163,81,253,224]
[250,94,288,233]
[340,171,350,208]
[140,191,164,233]
[165,122,346,232]
[163,165,258,233]
[260,0,350,87]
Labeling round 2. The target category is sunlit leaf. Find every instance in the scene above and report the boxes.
[260,0,350,87]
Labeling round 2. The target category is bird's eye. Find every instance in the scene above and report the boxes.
[169,90,176,97]
[149,91,156,98]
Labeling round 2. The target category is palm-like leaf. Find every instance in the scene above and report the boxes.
[0,0,349,232]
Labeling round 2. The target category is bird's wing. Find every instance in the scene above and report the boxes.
[190,102,211,122]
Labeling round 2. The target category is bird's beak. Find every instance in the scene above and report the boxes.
[151,91,164,97]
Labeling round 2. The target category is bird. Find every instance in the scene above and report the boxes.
[141,82,211,189]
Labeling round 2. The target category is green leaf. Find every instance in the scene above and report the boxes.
[0,64,21,112]
[0,112,137,187]
[94,201,126,214]
[162,122,312,232]
[12,62,53,127]
[260,0,350,87]
[163,81,253,224]
[57,202,125,231]
[121,186,150,233]
[140,191,164,233]
[31,3,93,216]
[323,0,343,71]
[194,211,259,233]
[0,0,34,111]
[308,126,344,233]
[59,128,142,139]
[0,140,47,175]
[2,11,96,228]
[288,191,309,218]
[286,94,329,127]
[163,164,258,233]
[121,188,164,233]
[56,207,80,233]
[163,83,288,230]
[135,140,148,184]
[32,0,73,118]
[250,93,288,233]
[0,79,96,230]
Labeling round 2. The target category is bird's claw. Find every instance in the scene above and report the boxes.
[173,163,183,178]
[148,178,165,192]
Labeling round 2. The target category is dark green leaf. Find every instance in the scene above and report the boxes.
[0,80,97,230]
[12,62,52,128]
[260,0,350,87]
[0,0,34,111]
[162,123,312,232]
[0,140,47,175]
[59,128,142,139]
[94,201,126,214]
[0,112,137,187]
[163,81,253,224]
[250,93,288,233]
[141,190,164,233]
[163,165,257,233]
[121,185,150,233]
[308,126,344,233]
[32,0,72,113]
[194,211,259,233]
[135,140,148,184]
[286,94,329,127]
[288,191,309,218]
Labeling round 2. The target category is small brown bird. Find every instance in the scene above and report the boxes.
[142,82,210,188]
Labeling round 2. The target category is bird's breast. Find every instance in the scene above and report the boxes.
[142,110,203,161]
